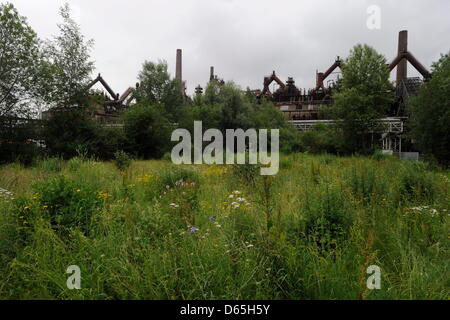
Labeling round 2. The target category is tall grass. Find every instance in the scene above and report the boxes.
[0,154,448,299]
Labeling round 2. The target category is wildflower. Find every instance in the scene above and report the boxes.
[166,185,170,189]
[209,216,217,221]
[76,189,81,193]
[246,244,254,248]
[0,188,13,197]
[23,221,28,225]
[233,190,241,195]
[229,194,234,199]
[24,206,30,210]
[231,202,240,209]
[43,205,48,209]
[189,226,199,233]
[19,216,24,219]
[169,203,179,208]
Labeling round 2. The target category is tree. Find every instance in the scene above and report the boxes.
[0,3,42,117]
[409,53,450,167]
[332,44,394,153]
[41,3,94,108]
[122,104,172,159]
[135,60,184,120]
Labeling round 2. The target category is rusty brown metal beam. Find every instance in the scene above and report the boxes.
[405,51,431,79]
[98,76,118,100]
[261,71,286,96]
[313,57,342,91]
[118,87,135,103]
[388,53,405,72]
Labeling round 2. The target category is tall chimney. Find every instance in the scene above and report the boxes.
[176,49,182,81]
[396,30,408,85]
[210,66,214,81]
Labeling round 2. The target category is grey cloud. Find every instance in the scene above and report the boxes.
[9,0,450,95]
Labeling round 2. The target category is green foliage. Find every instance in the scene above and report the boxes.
[113,150,132,171]
[0,155,448,299]
[155,166,200,192]
[135,60,185,121]
[122,103,172,159]
[33,176,102,235]
[0,3,42,118]
[43,108,100,159]
[409,53,450,167]
[299,123,344,154]
[179,82,301,153]
[304,183,352,250]
[399,163,437,202]
[37,157,64,173]
[40,3,94,108]
[332,44,394,154]
[231,161,260,186]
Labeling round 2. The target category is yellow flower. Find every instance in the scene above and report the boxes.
[23,221,29,225]
[76,189,81,193]
[43,205,48,209]
[24,206,30,210]
[98,191,112,199]
[19,216,24,219]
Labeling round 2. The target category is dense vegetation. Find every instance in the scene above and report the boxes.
[0,155,448,299]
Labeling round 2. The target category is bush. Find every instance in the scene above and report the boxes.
[122,103,172,159]
[113,150,132,171]
[43,108,105,159]
[304,184,352,250]
[33,176,102,235]
[299,123,345,154]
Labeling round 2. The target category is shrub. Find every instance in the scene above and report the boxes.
[304,184,352,250]
[122,103,172,159]
[33,176,102,235]
[113,150,132,171]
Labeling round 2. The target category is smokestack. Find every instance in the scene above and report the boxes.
[210,66,214,81]
[176,49,182,81]
[396,30,408,85]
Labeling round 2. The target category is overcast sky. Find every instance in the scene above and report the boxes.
[7,0,450,95]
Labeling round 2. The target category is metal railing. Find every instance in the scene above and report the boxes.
[289,118,404,133]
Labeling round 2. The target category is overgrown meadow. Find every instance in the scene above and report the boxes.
[0,154,448,299]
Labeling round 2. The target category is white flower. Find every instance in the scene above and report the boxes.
[169,203,179,208]
[233,190,241,195]
[231,202,240,209]
[229,194,234,199]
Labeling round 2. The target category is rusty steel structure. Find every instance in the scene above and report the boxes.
[87,74,138,113]
[258,30,431,121]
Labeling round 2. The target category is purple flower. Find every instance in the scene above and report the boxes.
[209,216,217,221]
[189,226,199,233]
